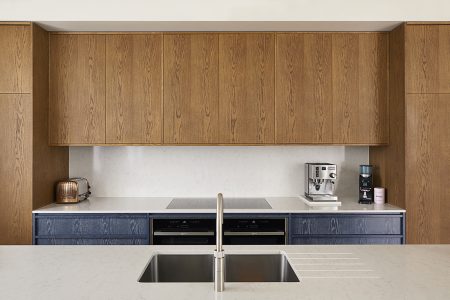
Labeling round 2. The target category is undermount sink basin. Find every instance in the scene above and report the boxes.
[138,253,299,283]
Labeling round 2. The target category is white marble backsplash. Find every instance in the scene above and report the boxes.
[69,146,368,198]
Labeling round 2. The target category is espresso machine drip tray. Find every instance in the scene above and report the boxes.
[305,194,339,202]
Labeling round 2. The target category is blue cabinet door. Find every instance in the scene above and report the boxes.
[34,214,149,245]
[289,213,405,245]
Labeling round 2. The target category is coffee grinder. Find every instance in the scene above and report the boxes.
[359,165,374,204]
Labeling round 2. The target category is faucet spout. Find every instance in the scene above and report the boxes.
[214,193,224,292]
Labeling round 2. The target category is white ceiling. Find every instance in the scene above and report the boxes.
[1,0,449,31]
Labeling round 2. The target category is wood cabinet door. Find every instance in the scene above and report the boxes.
[49,34,106,144]
[163,34,219,144]
[406,94,450,244]
[0,94,32,244]
[0,25,32,93]
[406,25,450,93]
[276,33,333,143]
[332,33,388,144]
[219,33,275,144]
[106,34,163,144]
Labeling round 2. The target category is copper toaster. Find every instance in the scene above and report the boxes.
[56,178,91,204]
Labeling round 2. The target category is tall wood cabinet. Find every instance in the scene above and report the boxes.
[370,23,450,244]
[0,25,32,93]
[0,24,68,244]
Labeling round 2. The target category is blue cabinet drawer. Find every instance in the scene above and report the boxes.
[35,238,147,245]
[290,214,403,235]
[291,236,403,245]
[34,214,148,237]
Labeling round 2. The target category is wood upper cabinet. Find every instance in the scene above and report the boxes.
[332,33,388,144]
[406,94,450,243]
[49,34,106,144]
[276,33,333,143]
[406,25,450,93]
[0,25,32,93]
[163,34,219,144]
[0,94,32,244]
[106,34,163,144]
[219,33,275,144]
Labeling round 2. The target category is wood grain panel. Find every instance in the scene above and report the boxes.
[163,34,219,144]
[49,34,106,144]
[31,24,69,210]
[332,34,359,143]
[406,94,450,244]
[106,34,163,144]
[405,25,450,93]
[0,94,32,244]
[438,25,450,93]
[405,25,440,93]
[0,25,32,93]
[275,33,332,143]
[370,25,406,209]
[219,33,275,143]
[332,33,388,144]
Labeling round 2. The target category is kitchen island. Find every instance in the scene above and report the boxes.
[0,245,448,300]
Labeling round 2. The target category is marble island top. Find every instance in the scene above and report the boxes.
[33,196,405,214]
[0,245,448,300]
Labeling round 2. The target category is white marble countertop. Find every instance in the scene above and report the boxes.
[0,245,448,300]
[33,196,405,214]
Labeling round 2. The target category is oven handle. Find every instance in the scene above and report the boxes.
[153,231,215,236]
[223,231,285,236]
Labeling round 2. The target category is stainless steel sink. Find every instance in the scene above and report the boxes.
[138,253,299,283]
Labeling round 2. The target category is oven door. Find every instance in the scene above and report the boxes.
[223,231,286,245]
[153,231,215,245]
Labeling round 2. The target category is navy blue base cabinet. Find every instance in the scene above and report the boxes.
[289,213,405,245]
[33,212,405,245]
[33,214,149,245]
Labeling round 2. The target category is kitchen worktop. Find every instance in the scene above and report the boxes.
[32,196,405,214]
[0,245,448,300]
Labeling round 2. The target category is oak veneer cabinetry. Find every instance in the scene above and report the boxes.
[106,35,163,144]
[332,33,388,144]
[0,94,32,244]
[405,25,450,93]
[49,34,106,144]
[0,25,31,93]
[276,33,333,143]
[219,33,275,143]
[163,34,219,144]
[0,24,68,245]
[370,24,450,244]
[405,94,450,243]
[276,33,388,144]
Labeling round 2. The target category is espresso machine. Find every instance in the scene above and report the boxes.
[305,163,338,201]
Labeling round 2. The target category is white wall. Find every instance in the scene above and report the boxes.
[1,0,449,21]
[69,146,368,198]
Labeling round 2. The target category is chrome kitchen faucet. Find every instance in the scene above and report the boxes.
[214,193,224,292]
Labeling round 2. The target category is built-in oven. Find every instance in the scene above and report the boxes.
[152,219,216,245]
[223,218,286,245]
[151,217,287,245]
